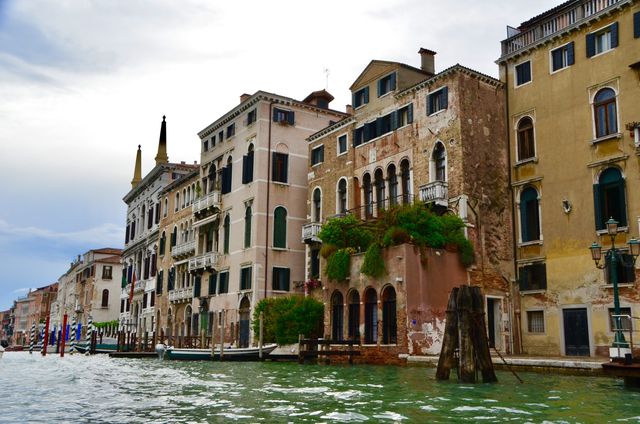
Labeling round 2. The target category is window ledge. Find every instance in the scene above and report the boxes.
[520,289,546,295]
[601,283,634,289]
[515,80,532,89]
[596,226,628,236]
[518,240,543,247]
[515,157,538,167]
[427,108,447,117]
[590,132,622,144]
[337,151,347,157]
[311,163,323,168]
[272,247,288,251]
[272,181,289,187]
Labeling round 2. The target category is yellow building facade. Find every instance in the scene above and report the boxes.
[498,0,640,356]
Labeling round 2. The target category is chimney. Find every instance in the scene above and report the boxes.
[346,105,354,115]
[240,93,251,103]
[418,48,437,75]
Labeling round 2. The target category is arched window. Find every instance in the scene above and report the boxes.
[400,160,411,204]
[273,206,287,248]
[223,214,231,254]
[313,188,321,222]
[244,206,252,248]
[433,143,446,181]
[387,164,398,206]
[171,226,177,248]
[175,193,180,211]
[222,156,233,194]
[163,198,168,217]
[338,179,347,214]
[208,164,216,193]
[101,289,109,308]
[331,291,344,341]
[382,286,397,344]
[374,168,385,212]
[159,231,166,255]
[363,173,373,218]
[594,167,627,230]
[348,290,360,340]
[520,187,540,242]
[517,117,535,161]
[182,189,186,208]
[141,205,146,230]
[594,88,617,138]
[364,288,378,344]
[186,187,191,205]
[242,144,254,184]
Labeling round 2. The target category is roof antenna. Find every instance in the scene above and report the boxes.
[324,68,330,90]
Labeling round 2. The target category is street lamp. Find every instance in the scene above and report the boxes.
[589,218,639,360]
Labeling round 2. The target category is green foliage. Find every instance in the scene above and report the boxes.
[361,243,385,278]
[94,320,119,329]
[318,214,373,252]
[382,226,411,247]
[319,243,338,259]
[252,296,324,345]
[326,248,351,281]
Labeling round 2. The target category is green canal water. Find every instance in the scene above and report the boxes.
[1,352,639,423]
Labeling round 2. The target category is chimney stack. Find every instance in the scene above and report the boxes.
[346,105,354,115]
[240,93,251,103]
[418,48,437,75]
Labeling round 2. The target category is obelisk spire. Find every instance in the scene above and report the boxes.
[131,145,142,189]
[155,115,168,165]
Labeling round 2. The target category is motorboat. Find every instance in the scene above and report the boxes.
[165,343,278,361]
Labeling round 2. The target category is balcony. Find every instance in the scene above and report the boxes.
[171,240,196,258]
[302,222,322,244]
[188,252,220,272]
[419,181,448,207]
[500,0,624,57]
[168,287,193,303]
[193,190,221,215]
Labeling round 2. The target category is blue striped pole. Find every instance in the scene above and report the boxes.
[29,321,36,354]
[70,316,76,354]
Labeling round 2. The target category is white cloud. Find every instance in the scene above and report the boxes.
[0,219,123,247]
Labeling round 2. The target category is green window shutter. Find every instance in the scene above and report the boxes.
[567,42,575,65]
[244,207,252,248]
[287,111,295,125]
[441,87,449,109]
[617,178,627,227]
[610,22,619,48]
[363,87,369,104]
[390,110,398,130]
[586,33,596,57]
[519,195,529,242]
[273,207,287,248]
[208,273,217,295]
[518,266,529,291]
[194,276,201,298]
[407,103,413,124]
[283,268,290,291]
[223,215,230,254]
[593,183,603,230]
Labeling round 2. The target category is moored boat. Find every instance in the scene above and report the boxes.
[0,345,4,359]
[165,343,278,361]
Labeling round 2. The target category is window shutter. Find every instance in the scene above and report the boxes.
[390,110,398,130]
[209,273,217,295]
[376,117,383,135]
[427,94,433,115]
[593,183,603,230]
[635,12,640,38]
[610,22,619,48]
[442,87,449,109]
[352,129,357,147]
[363,87,369,104]
[352,92,356,107]
[284,268,290,291]
[242,155,249,184]
[194,277,201,298]
[552,50,562,70]
[271,152,277,180]
[617,178,627,227]
[390,72,396,91]
[272,108,279,122]
[287,111,295,125]
[586,33,596,57]
[518,266,529,291]
[125,225,130,243]
[319,145,324,163]
[377,79,382,97]
[519,197,529,242]
[408,103,413,124]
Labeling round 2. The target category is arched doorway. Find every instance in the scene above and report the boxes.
[185,305,192,338]
[331,291,344,341]
[167,308,173,338]
[364,288,378,344]
[382,286,397,344]
[348,290,360,340]
[239,297,251,348]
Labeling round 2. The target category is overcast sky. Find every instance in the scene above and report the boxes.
[0,0,560,310]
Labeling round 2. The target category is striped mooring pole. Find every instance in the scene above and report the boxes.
[84,316,93,354]
[29,321,36,354]
[70,316,76,354]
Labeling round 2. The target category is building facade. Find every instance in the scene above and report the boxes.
[192,90,346,347]
[498,0,640,356]
[305,49,514,357]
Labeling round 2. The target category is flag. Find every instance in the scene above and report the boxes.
[129,269,136,306]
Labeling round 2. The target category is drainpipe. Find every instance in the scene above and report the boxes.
[264,102,274,301]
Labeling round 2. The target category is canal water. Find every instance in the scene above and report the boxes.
[1,352,639,423]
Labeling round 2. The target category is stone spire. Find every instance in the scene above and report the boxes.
[131,145,142,189]
[155,115,168,165]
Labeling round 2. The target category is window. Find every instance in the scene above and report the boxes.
[310,248,320,278]
[272,152,288,183]
[226,123,235,138]
[550,42,574,72]
[219,130,224,143]
[221,157,233,194]
[272,108,295,125]
[156,270,163,294]
[163,198,168,217]
[517,117,535,161]
[587,23,618,57]
[593,88,617,138]
[159,232,166,255]
[246,109,257,125]
[387,165,398,206]
[527,311,545,333]
[353,87,369,108]
[433,143,446,181]
[374,169,385,213]
[223,214,230,254]
[102,266,112,280]
[240,266,252,290]
[311,145,324,166]
[244,206,252,248]
[377,72,396,97]
[519,262,547,292]
[272,267,290,291]
[336,134,348,155]
[609,307,632,331]
[605,254,636,285]
[208,273,217,295]
[171,226,177,248]
[218,271,229,294]
[312,188,321,222]
[515,61,532,86]
[337,179,347,214]
[594,167,627,230]
[155,202,160,224]
[203,139,209,152]
[194,276,201,298]
[175,193,180,211]
[427,87,448,115]
[400,160,411,204]
[635,11,640,38]
[242,145,254,184]
[363,173,373,218]
[273,206,287,248]
[348,290,360,340]
[331,291,344,341]
[382,287,397,344]
[364,288,378,344]
[519,187,540,242]
[353,127,365,147]
[211,135,216,148]
[397,103,413,127]
[101,289,109,308]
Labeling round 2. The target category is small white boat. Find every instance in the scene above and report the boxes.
[0,345,4,359]
[165,343,278,361]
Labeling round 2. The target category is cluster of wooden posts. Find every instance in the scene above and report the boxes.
[115,329,214,352]
[298,337,361,364]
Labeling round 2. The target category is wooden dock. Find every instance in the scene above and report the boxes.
[298,338,361,364]
[602,361,640,387]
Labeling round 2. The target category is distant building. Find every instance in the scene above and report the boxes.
[1,308,12,345]
[497,0,640,356]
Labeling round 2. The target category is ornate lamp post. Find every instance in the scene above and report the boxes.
[589,218,640,359]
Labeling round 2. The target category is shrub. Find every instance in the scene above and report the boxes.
[319,243,338,259]
[318,214,373,252]
[361,243,385,278]
[252,296,324,345]
[382,226,411,247]
[326,248,351,281]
